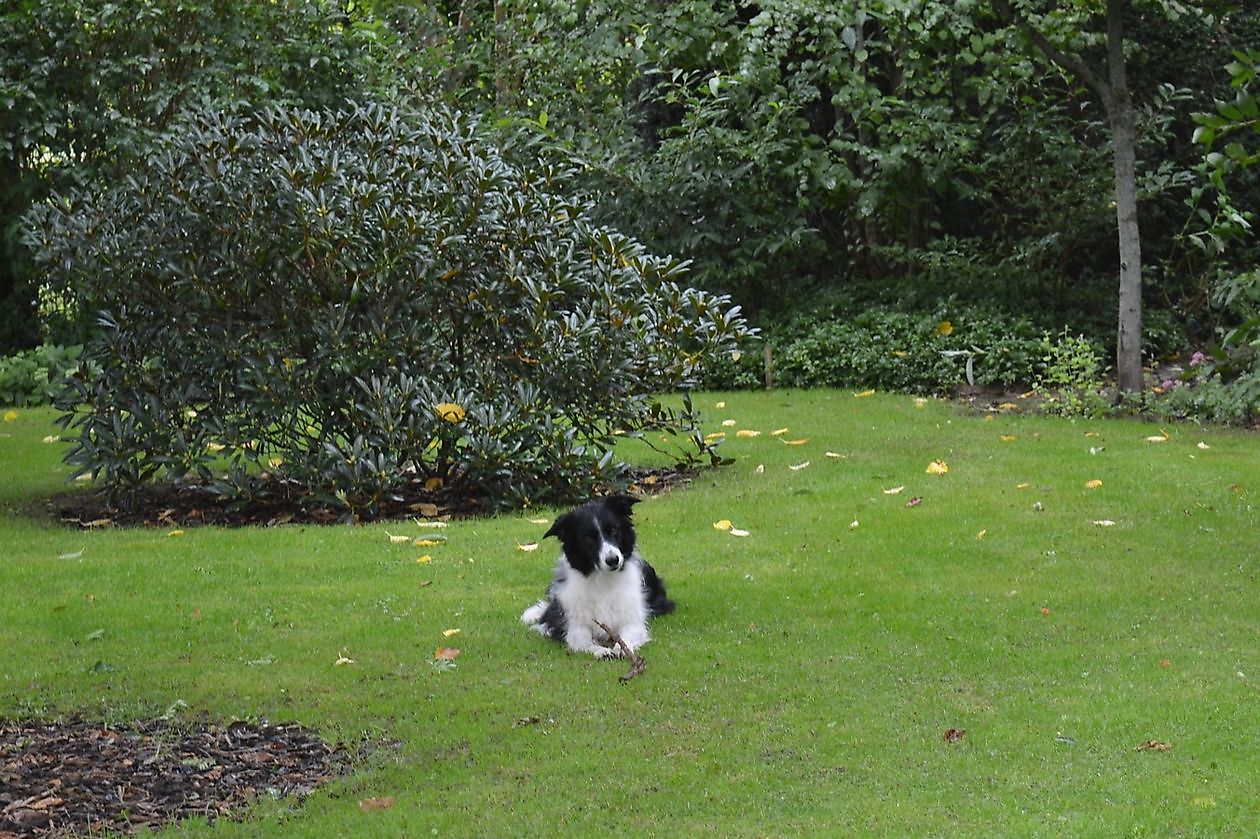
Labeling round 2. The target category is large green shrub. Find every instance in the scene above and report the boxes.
[25,101,750,513]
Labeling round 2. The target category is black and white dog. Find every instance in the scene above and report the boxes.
[520,495,675,658]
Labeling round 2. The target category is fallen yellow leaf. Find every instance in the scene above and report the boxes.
[926,460,949,475]
[788,461,810,471]
[855,389,876,398]
[715,401,727,409]
[42,435,60,444]
[825,451,843,459]
[442,628,461,637]
[2,410,16,422]
[849,520,860,530]
[883,485,906,495]
[335,655,355,666]
[1093,519,1117,527]
[937,320,954,336]
[781,438,809,446]
[704,432,726,444]
[1085,479,1103,489]
[729,527,750,537]
[516,542,539,552]
[999,435,1017,442]
[976,529,987,540]
[914,398,927,409]
[721,419,737,427]
[386,532,411,544]
[1145,428,1171,443]
[416,555,433,563]
[167,530,185,538]
[425,476,444,491]
[415,538,445,547]
[713,519,733,531]
[770,427,790,436]
[434,647,460,661]
[359,797,395,812]
[736,429,761,438]
[997,402,1019,412]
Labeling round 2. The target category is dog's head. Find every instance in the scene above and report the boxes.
[544,495,639,576]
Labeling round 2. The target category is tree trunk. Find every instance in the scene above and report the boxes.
[1106,0,1144,394]
[992,0,1146,394]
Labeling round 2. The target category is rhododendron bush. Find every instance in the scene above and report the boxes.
[26,101,750,513]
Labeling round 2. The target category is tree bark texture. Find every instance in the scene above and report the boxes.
[1106,0,1144,394]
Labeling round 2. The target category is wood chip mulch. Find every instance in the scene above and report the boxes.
[0,717,349,837]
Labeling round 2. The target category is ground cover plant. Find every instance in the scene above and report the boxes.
[1,394,1257,835]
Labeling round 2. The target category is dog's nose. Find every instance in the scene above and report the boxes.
[604,555,623,570]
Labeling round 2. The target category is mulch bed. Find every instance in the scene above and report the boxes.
[49,466,695,529]
[0,717,349,837]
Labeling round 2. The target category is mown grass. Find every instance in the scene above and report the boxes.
[1,393,1258,836]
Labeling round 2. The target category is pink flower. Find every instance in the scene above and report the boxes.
[1189,351,1207,367]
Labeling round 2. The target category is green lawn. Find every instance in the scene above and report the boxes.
[2,392,1258,836]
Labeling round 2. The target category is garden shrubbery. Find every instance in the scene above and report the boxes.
[0,345,93,408]
[703,306,1053,395]
[24,100,750,514]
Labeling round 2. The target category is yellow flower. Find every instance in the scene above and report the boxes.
[435,402,466,423]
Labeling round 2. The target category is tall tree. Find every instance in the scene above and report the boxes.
[994,0,1145,393]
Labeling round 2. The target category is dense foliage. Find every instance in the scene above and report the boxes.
[0,344,91,408]
[25,101,750,512]
[0,0,391,351]
[6,0,1259,437]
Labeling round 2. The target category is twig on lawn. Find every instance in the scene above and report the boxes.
[593,619,646,683]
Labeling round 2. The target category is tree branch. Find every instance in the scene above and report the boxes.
[593,619,647,683]
[992,0,1113,112]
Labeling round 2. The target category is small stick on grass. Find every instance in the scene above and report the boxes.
[593,619,646,683]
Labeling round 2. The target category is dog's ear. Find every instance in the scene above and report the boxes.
[602,494,641,518]
[543,512,571,540]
